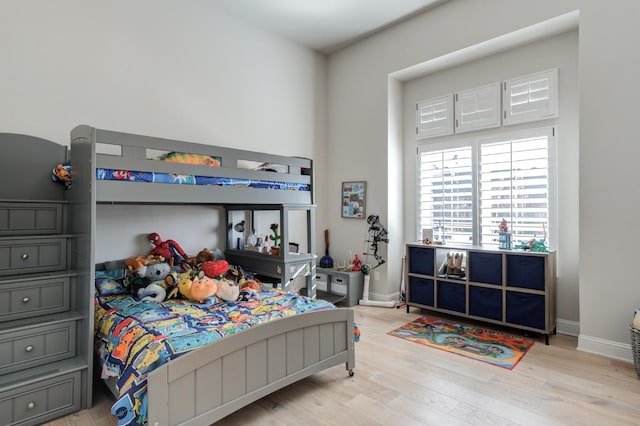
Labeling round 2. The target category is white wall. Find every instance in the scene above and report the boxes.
[0,0,328,261]
[327,0,640,360]
[402,30,580,325]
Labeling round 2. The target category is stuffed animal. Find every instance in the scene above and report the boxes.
[137,283,166,303]
[52,162,71,189]
[148,232,188,265]
[177,278,194,300]
[184,247,225,269]
[216,279,240,302]
[189,276,219,303]
[165,269,195,299]
[240,279,261,292]
[134,261,173,302]
[200,260,229,279]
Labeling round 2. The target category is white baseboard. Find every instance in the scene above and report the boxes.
[578,334,633,363]
[556,318,580,337]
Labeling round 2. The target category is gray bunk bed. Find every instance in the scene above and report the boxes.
[68,125,356,425]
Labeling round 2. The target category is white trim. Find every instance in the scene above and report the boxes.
[390,10,579,82]
[556,318,580,337]
[578,334,634,363]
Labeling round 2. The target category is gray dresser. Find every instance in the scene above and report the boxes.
[0,135,89,425]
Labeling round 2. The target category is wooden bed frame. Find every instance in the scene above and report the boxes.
[68,125,355,425]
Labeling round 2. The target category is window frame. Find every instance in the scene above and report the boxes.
[416,126,557,248]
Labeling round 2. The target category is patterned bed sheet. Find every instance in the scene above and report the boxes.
[97,168,310,191]
[94,285,339,426]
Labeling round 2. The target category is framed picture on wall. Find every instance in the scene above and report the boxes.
[342,181,366,219]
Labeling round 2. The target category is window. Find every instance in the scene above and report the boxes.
[503,69,558,126]
[416,95,454,139]
[418,127,555,248]
[418,144,473,245]
[455,82,501,133]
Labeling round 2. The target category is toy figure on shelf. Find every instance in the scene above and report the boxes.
[269,223,280,248]
[499,218,509,233]
[351,254,362,271]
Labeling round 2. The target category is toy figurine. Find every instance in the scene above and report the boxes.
[148,232,188,265]
[351,254,362,271]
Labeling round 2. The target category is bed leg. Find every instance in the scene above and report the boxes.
[348,369,354,377]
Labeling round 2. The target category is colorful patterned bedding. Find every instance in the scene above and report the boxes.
[94,282,342,426]
[96,168,310,191]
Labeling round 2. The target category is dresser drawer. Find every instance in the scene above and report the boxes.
[0,238,67,276]
[0,371,81,426]
[0,277,70,322]
[0,320,76,375]
[0,203,63,236]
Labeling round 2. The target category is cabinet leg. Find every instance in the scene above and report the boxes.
[545,334,550,345]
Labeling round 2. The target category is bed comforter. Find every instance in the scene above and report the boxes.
[94,286,339,426]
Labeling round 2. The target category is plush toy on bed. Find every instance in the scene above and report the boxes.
[183,247,221,269]
[134,261,173,302]
[178,276,219,303]
[216,279,240,302]
[148,232,188,265]
[200,259,230,279]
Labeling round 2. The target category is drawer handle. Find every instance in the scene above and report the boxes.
[21,253,29,260]
[25,345,34,352]
[22,296,30,303]
[27,401,36,410]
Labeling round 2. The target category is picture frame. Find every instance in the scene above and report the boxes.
[341,181,366,219]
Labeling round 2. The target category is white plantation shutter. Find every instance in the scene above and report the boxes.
[455,83,500,133]
[503,69,558,126]
[416,95,454,139]
[418,146,473,244]
[417,127,555,247]
[478,128,554,247]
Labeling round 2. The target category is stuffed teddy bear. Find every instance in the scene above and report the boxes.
[184,247,225,269]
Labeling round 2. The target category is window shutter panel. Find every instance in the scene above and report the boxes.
[478,130,551,247]
[503,69,558,126]
[454,83,501,134]
[418,146,473,244]
[416,95,454,139]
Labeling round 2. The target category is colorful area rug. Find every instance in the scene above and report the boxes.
[388,316,534,369]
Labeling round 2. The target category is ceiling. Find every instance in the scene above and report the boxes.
[213,0,447,54]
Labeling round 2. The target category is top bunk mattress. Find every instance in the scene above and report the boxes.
[70,125,314,205]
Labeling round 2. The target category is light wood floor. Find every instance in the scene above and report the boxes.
[45,305,640,426]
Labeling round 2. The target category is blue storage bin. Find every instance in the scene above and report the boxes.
[507,255,545,290]
[408,246,434,276]
[469,286,502,321]
[408,276,434,307]
[506,291,545,329]
[469,251,502,285]
[437,281,465,313]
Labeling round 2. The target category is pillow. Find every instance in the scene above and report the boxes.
[95,268,127,280]
[95,277,128,296]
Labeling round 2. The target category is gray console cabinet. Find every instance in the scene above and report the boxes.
[405,243,556,344]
